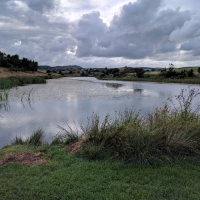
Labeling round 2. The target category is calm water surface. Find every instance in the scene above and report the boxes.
[0,77,200,148]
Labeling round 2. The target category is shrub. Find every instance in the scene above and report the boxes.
[134,68,145,78]
[198,67,200,74]
[187,69,194,77]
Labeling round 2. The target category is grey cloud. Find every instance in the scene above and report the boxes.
[0,0,200,68]
[170,14,200,43]
[180,38,200,56]
[74,11,107,57]
[156,42,176,53]
[169,13,200,57]
[25,0,57,12]
[110,0,163,30]
[74,0,191,60]
[48,36,77,52]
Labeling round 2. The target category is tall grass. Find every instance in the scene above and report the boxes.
[0,76,46,103]
[51,125,79,145]
[12,129,44,146]
[0,77,46,90]
[58,88,200,165]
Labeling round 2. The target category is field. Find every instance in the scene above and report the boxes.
[100,67,200,84]
[0,67,48,78]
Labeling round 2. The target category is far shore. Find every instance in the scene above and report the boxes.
[1,67,200,85]
[0,67,51,78]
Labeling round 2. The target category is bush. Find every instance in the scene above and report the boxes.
[134,68,145,78]
[187,69,194,77]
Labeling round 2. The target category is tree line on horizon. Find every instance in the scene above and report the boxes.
[0,51,38,72]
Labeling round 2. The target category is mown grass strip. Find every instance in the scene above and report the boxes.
[1,145,200,200]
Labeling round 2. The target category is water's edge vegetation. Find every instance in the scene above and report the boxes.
[101,76,200,84]
[3,87,200,165]
[1,84,200,199]
[0,76,46,90]
[1,87,200,199]
[0,76,46,101]
[97,66,200,84]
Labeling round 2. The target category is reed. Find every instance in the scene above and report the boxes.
[0,77,46,90]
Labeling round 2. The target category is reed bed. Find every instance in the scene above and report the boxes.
[0,76,46,90]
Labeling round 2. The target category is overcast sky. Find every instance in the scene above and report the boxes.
[0,0,200,68]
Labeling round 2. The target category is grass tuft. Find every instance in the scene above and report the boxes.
[12,129,44,146]
[51,125,79,145]
[28,129,44,146]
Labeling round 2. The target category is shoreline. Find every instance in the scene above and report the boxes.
[98,76,200,85]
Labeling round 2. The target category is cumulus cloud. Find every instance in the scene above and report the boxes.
[74,11,107,57]
[180,38,200,56]
[170,14,200,43]
[24,0,58,12]
[0,0,200,67]
[73,0,191,61]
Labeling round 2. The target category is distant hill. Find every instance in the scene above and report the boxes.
[38,65,82,71]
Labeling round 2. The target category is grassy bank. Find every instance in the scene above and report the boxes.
[1,87,200,199]
[100,75,200,84]
[98,67,200,84]
[1,144,200,200]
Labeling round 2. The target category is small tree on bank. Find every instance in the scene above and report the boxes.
[134,68,145,78]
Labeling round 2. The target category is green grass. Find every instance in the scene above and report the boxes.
[1,145,200,200]
[0,76,46,90]
[176,67,199,73]
[102,76,200,84]
[100,67,200,84]
[0,77,46,102]
[1,88,200,199]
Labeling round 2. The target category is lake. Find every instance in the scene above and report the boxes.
[0,77,200,148]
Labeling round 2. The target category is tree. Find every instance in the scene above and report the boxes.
[134,68,145,78]
[187,69,194,77]
[0,51,38,71]
[198,67,200,74]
